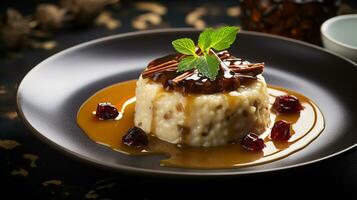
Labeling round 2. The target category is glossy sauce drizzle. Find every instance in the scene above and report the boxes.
[77,80,324,169]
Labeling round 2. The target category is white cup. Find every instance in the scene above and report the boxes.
[321,14,357,62]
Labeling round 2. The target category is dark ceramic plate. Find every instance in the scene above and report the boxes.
[17,28,357,176]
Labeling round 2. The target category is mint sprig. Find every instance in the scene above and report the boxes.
[172,38,197,56]
[196,55,220,80]
[171,26,240,80]
[177,56,199,72]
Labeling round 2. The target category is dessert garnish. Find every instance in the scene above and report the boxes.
[172,26,239,80]
[273,95,303,114]
[95,102,119,120]
[241,133,265,151]
[122,127,149,148]
[270,120,291,141]
[141,26,265,94]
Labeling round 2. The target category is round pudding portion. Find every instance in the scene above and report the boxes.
[134,74,270,147]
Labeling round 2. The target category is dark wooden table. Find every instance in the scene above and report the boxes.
[1,0,357,198]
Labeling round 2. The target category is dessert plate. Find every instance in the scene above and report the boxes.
[17,28,357,176]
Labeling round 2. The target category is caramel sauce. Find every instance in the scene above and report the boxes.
[77,80,324,169]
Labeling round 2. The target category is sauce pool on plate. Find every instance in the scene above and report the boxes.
[76,79,325,169]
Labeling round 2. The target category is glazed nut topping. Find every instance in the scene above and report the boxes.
[141,50,264,94]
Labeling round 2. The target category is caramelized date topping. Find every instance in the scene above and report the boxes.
[141,51,264,94]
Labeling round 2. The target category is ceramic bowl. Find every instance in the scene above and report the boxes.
[321,14,357,62]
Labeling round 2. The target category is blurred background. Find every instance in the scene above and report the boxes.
[1,0,357,199]
[1,0,356,52]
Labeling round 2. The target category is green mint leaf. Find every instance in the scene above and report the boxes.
[198,28,213,54]
[196,55,220,80]
[210,26,239,51]
[177,56,199,72]
[172,26,240,80]
[172,38,197,56]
